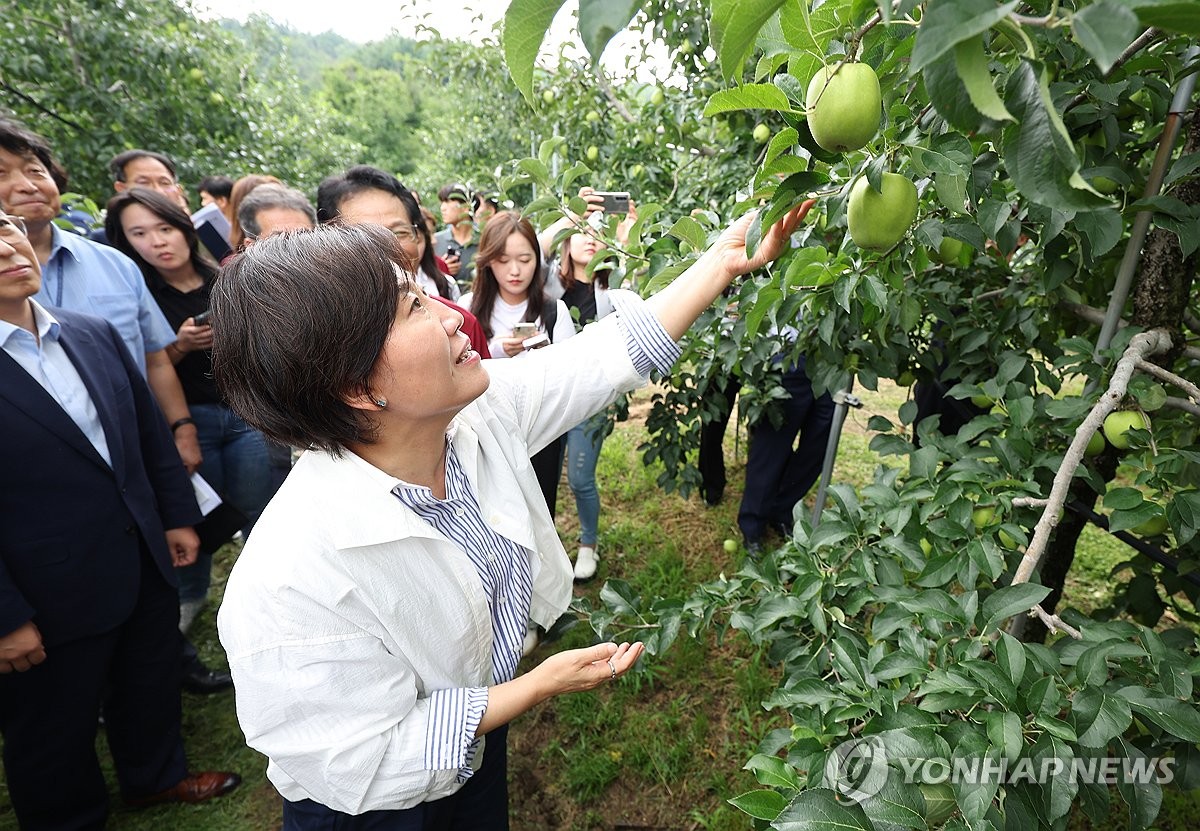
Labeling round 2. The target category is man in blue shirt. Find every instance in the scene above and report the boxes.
[0,118,201,472]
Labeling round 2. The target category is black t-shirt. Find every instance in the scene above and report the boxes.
[146,272,220,404]
[561,280,598,327]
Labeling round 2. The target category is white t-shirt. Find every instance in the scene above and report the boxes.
[459,293,575,359]
[415,266,461,301]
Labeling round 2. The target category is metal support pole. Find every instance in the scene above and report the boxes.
[810,377,862,527]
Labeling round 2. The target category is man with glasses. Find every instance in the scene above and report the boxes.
[0,208,240,828]
[316,166,488,356]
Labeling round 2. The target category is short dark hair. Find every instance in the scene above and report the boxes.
[472,192,498,212]
[238,183,316,239]
[209,224,406,453]
[0,118,68,192]
[109,149,177,183]
[105,188,217,283]
[198,175,234,199]
[316,166,453,298]
[437,183,472,204]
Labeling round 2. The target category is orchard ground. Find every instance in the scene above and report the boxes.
[0,380,1194,831]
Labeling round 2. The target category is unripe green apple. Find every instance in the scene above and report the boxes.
[542,89,556,104]
[1102,410,1150,450]
[1092,176,1120,195]
[753,123,770,143]
[187,67,204,83]
[919,538,933,556]
[585,110,600,123]
[585,145,599,162]
[970,394,994,409]
[723,538,738,553]
[1085,431,1106,457]
[933,237,964,264]
[1132,513,1168,536]
[999,529,1018,548]
[846,173,918,251]
[630,164,644,177]
[650,87,665,106]
[679,40,694,55]
[972,506,996,529]
[805,63,882,152]
[208,92,224,105]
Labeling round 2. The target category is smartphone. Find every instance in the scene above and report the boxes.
[594,191,631,214]
[192,310,212,326]
[522,332,550,350]
[512,322,539,339]
[445,242,463,260]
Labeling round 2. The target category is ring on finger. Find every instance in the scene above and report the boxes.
[607,658,616,680]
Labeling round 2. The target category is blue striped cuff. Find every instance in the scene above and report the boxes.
[612,292,681,376]
[424,686,489,773]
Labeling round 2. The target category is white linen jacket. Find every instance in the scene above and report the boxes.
[217,292,666,814]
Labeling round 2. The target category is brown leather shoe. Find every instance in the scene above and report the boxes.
[126,771,241,807]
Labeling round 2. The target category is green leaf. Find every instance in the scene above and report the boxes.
[985,710,1024,761]
[953,34,1013,121]
[765,127,800,165]
[667,216,709,250]
[502,0,568,104]
[873,650,927,680]
[744,753,801,789]
[1072,0,1140,73]
[728,788,787,820]
[1075,208,1124,257]
[1116,0,1200,34]
[1164,152,1200,187]
[1032,733,1078,821]
[598,578,640,615]
[859,770,926,829]
[1104,487,1145,511]
[924,50,986,133]
[1168,489,1200,544]
[578,0,643,64]
[980,583,1051,633]
[1115,738,1165,831]
[1075,690,1133,748]
[711,0,790,82]
[1001,60,1111,212]
[703,83,793,116]
[774,788,874,831]
[910,0,1021,74]
[995,632,1028,686]
[1115,687,1200,741]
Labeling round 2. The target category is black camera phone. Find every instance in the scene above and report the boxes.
[192,310,211,326]
[445,242,463,259]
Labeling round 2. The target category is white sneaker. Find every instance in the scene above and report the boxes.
[573,546,599,582]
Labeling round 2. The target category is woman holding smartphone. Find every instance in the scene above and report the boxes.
[211,202,810,828]
[106,188,276,627]
[461,212,573,524]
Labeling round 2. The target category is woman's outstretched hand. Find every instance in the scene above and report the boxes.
[706,199,817,282]
[534,641,644,695]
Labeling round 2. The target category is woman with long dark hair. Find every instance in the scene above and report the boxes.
[106,188,276,627]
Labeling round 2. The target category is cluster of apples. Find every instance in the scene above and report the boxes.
[806,63,917,251]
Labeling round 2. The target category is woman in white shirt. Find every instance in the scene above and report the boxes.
[210,202,811,829]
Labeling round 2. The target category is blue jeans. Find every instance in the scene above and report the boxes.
[178,403,276,603]
[566,413,607,547]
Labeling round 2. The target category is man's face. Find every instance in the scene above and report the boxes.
[0,212,43,308]
[248,207,315,242]
[0,147,61,230]
[200,190,230,212]
[440,198,468,225]
[118,157,187,209]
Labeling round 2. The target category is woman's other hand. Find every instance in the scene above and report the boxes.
[175,317,214,353]
[534,641,644,695]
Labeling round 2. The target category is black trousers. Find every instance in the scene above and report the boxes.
[697,375,742,503]
[282,725,509,831]
[529,436,565,518]
[0,545,188,830]
[738,357,835,543]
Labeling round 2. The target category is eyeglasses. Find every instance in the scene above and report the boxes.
[392,224,423,243]
[0,214,27,240]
